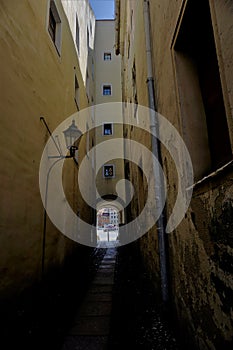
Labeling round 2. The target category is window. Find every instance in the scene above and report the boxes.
[173,0,232,180]
[103,123,113,136]
[48,1,62,54]
[74,76,80,110]
[76,16,80,53]
[48,7,56,42]
[90,22,92,35]
[86,123,89,157]
[132,61,138,119]
[92,58,94,81]
[104,52,112,61]
[127,33,130,59]
[87,27,89,48]
[91,139,95,169]
[103,85,112,96]
[86,71,90,101]
[103,165,115,178]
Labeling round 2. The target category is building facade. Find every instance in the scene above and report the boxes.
[115,0,233,348]
[94,20,125,226]
[97,207,119,228]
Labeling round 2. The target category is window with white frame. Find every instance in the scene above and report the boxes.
[104,52,112,61]
[48,0,62,55]
[103,123,113,136]
[103,165,115,178]
[103,85,112,96]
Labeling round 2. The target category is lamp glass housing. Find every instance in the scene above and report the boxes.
[63,120,82,153]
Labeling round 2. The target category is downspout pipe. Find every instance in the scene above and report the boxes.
[143,0,169,302]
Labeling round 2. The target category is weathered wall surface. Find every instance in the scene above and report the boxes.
[174,167,233,349]
[0,0,90,299]
[116,0,161,287]
[116,0,233,348]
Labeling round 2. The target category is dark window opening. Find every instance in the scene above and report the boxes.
[132,61,138,118]
[175,0,231,173]
[104,52,112,61]
[48,7,56,43]
[198,47,231,169]
[48,1,61,54]
[103,85,112,96]
[103,165,114,178]
[103,123,113,136]
[87,27,89,48]
[76,16,80,52]
[74,76,79,110]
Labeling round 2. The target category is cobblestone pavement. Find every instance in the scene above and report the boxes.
[62,243,182,350]
[1,243,183,350]
[108,243,182,350]
[62,248,116,350]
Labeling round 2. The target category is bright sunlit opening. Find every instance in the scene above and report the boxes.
[97,207,119,242]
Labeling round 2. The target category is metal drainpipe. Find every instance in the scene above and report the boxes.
[143,0,169,302]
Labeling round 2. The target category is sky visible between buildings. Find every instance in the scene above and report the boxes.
[89,0,115,19]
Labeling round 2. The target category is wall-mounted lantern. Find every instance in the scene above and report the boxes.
[63,119,82,157]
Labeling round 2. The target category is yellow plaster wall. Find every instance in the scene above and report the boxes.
[0,0,89,298]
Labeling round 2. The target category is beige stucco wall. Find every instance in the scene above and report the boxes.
[0,0,90,299]
[116,0,233,348]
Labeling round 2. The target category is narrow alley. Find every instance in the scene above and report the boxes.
[0,1,233,349]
